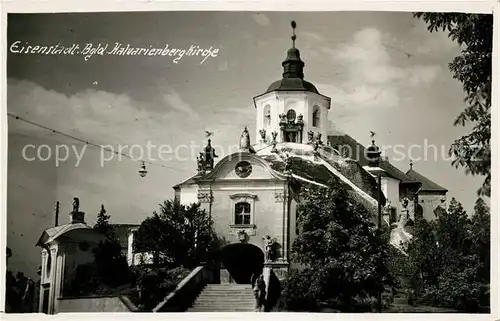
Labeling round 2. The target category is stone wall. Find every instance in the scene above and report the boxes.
[57,296,135,313]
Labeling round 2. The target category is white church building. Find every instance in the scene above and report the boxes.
[171,21,447,284]
[36,21,447,313]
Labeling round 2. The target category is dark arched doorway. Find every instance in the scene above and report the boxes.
[219,243,265,284]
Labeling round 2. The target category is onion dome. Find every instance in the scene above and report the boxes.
[264,21,320,94]
[366,139,381,167]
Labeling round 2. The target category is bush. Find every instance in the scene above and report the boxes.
[279,268,321,312]
[130,265,190,311]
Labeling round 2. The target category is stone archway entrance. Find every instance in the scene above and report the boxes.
[219,243,265,284]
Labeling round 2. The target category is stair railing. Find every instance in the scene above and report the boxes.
[152,262,216,312]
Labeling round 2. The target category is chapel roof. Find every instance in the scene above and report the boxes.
[405,168,448,193]
[35,223,104,247]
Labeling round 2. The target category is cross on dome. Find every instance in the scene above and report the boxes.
[291,20,297,48]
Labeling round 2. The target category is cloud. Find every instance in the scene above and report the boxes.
[162,89,200,121]
[300,31,324,42]
[252,13,270,26]
[218,60,228,71]
[409,20,459,58]
[319,27,442,116]
[7,79,202,148]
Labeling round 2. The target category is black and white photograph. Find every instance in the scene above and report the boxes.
[3,7,495,315]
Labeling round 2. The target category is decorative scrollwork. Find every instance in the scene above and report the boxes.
[197,191,213,203]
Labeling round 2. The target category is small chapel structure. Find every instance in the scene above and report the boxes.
[172,21,448,283]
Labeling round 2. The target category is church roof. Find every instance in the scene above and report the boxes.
[327,134,417,183]
[172,173,203,189]
[256,143,386,214]
[405,169,448,193]
[258,21,324,97]
[265,78,320,94]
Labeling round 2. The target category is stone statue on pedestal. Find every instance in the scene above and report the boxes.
[259,129,267,143]
[307,130,314,144]
[239,127,251,152]
[72,197,80,213]
[196,152,205,172]
[271,131,278,143]
[263,235,277,262]
[203,139,218,170]
[315,132,323,145]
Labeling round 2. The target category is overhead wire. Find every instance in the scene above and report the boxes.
[7,112,190,172]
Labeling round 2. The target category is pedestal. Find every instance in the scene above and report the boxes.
[263,260,289,281]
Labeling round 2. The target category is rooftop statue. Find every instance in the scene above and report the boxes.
[240,127,251,152]
[72,197,80,213]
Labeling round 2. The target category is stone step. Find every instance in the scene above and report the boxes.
[196,298,255,301]
[201,288,254,291]
[198,291,253,296]
[198,294,255,302]
[188,308,257,312]
[189,284,258,312]
[198,293,255,296]
[205,286,252,291]
[193,302,255,308]
[205,285,252,288]
[194,301,255,306]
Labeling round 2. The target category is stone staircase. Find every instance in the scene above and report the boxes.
[187,284,257,312]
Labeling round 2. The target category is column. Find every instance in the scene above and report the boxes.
[127,230,135,266]
[38,250,47,313]
[53,247,65,313]
[47,247,57,314]
[274,189,287,262]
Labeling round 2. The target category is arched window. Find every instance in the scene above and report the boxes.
[286,109,297,122]
[312,106,320,127]
[235,202,251,225]
[264,105,271,127]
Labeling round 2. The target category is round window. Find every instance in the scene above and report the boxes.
[286,109,296,122]
[235,161,252,178]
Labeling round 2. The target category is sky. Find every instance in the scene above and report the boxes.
[6,11,487,278]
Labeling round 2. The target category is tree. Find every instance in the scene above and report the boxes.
[91,204,130,289]
[280,179,396,312]
[133,199,220,268]
[406,219,439,299]
[94,204,116,241]
[469,198,490,306]
[414,13,492,196]
[405,198,490,312]
[130,199,220,310]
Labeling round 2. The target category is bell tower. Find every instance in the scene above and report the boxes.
[253,21,331,145]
